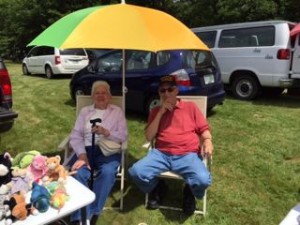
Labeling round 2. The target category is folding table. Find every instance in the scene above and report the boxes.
[279,204,300,225]
[0,176,95,225]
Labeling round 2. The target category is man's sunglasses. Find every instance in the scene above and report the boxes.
[159,87,176,93]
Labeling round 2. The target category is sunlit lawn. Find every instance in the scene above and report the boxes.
[2,61,300,225]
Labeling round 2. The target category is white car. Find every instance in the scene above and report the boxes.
[192,20,300,100]
[22,46,89,79]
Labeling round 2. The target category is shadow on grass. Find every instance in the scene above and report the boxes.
[225,90,300,109]
[23,73,72,80]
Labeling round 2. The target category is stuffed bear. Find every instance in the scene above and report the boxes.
[0,152,13,195]
[3,192,38,225]
[28,155,48,184]
[0,184,10,221]
[30,182,51,213]
[12,150,40,169]
[7,167,33,195]
[43,155,69,183]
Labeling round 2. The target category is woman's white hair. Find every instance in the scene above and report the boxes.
[91,80,111,95]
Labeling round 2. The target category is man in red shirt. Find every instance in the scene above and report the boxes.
[128,75,213,215]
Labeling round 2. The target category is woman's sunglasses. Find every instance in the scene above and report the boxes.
[159,87,176,93]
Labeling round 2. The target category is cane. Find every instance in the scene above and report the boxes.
[89,118,102,189]
[90,118,102,150]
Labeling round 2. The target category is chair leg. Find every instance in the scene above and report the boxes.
[120,170,124,211]
[202,190,207,216]
[144,183,207,215]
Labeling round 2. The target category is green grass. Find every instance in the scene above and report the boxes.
[2,61,300,225]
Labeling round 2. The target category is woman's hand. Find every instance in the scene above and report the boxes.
[92,125,110,137]
[71,153,90,171]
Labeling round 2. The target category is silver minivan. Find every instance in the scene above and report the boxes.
[192,20,300,99]
[22,46,89,79]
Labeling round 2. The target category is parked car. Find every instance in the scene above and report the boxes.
[192,20,300,100]
[0,57,18,133]
[22,46,89,79]
[70,49,225,113]
[85,48,112,62]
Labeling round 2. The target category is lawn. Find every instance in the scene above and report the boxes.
[2,61,300,225]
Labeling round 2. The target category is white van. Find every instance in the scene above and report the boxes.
[22,46,89,79]
[192,20,300,99]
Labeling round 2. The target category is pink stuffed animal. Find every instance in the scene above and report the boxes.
[28,155,48,184]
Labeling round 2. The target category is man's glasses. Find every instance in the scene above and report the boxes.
[159,87,176,93]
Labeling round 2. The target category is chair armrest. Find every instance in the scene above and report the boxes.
[203,155,212,171]
[57,135,70,151]
[121,140,128,151]
[142,142,151,149]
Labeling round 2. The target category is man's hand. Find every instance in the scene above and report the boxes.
[201,138,213,157]
[159,98,176,114]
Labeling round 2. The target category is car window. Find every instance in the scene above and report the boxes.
[195,31,217,48]
[219,26,275,48]
[182,50,213,69]
[39,46,54,55]
[127,50,152,70]
[27,47,39,57]
[95,51,122,72]
[156,51,171,66]
[85,49,112,60]
[60,48,86,56]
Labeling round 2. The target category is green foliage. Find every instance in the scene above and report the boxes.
[217,0,280,23]
[0,0,296,60]
[2,62,300,225]
[1,0,300,61]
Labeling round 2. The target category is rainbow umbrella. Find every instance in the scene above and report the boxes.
[28,2,209,107]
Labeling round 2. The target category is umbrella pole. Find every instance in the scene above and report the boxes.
[122,49,126,111]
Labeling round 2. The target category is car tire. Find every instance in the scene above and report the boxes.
[45,66,54,79]
[231,74,261,100]
[0,121,14,133]
[146,96,160,114]
[72,86,86,101]
[22,64,30,75]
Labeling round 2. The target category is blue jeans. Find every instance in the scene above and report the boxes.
[128,148,211,199]
[69,145,121,222]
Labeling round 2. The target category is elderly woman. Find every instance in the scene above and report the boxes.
[69,81,128,225]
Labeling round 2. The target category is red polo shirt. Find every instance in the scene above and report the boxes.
[148,99,209,155]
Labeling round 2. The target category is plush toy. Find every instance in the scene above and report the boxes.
[46,181,69,211]
[7,167,33,195]
[0,152,13,195]
[12,150,40,169]
[3,192,38,225]
[43,155,72,183]
[30,182,51,213]
[0,184,10,221]
[28,155,48,184]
